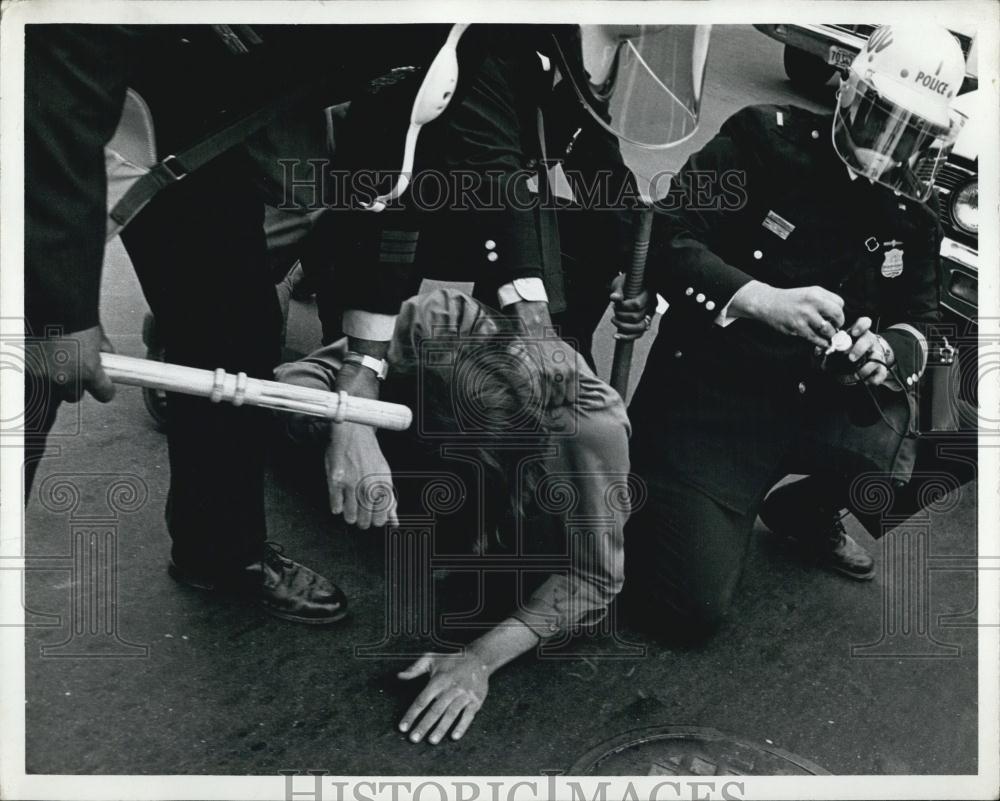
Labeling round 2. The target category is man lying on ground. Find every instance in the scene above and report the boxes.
[276,288,632,743]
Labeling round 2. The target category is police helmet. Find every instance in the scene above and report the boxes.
[832,24,967,201]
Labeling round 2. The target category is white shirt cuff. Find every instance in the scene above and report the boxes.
[713,284,753,328]
[497,277,548,308]
[342,310,398,341]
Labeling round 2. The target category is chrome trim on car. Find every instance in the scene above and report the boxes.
[941,237,979,272]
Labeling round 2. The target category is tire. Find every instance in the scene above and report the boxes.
[783,45,837,91]
[140,312,169,431]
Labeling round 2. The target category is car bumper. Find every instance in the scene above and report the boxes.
[753,23,864,61]
[940,237,978,323]
[754,24,978,91]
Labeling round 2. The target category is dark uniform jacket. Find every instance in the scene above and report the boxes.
[24,24,443,337]
[328,24,635,326]
[628,104,943,514]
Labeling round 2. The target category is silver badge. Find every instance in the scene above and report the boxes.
[881,247,904,278]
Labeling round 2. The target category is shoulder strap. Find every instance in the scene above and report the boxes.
[108,81,317,234]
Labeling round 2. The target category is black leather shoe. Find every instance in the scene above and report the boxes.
[168,543,348,624]
[760,484,876,581]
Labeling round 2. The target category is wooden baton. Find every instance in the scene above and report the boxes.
[100,353,412,431]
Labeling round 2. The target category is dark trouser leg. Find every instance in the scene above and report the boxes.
[23,26,130,501]
[765,431,865,539]
[22,376,61,501]
[121,151,281,574]
[624,473,754,639]
[768,473,852,518]
[761,464,876,581]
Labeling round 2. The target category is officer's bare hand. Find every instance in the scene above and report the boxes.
[26,324,116,404]
[844,317,894,386]
[506,336,578,408]
[731,281,845,348]
[398,652,490,744]
[327,365,397,529]
[610,273,654,341]
[505,301,577,407]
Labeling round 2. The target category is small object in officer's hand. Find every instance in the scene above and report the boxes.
[825,330,853,355]
[820,330,861,377]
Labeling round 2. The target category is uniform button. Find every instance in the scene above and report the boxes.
[685,287,694,296]
[753,250,763,260]
[705,300,716,311]
[548,623,558,632]
[811,130,820,139]
[526,159,538,170]
[674,350,683,359]
[906,376,914,386]
[487,252,499,262]
[695,293,705,303]
[798,381,807,394]
[484,239,496,250]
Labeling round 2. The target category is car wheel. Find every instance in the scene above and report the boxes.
[141,312,168,431]
[783,45,837,90]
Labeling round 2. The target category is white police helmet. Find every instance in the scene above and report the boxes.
[833,24,967,201]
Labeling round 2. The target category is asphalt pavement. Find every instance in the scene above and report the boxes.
[22,26,978,777]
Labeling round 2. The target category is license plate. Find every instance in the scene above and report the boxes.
[827,45,856,69]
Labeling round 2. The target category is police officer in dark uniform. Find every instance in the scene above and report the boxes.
[23,24,441,625]
[318,25,708,524]
[613,25,967,636]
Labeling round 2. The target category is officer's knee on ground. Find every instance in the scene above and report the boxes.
[621,571,734,643]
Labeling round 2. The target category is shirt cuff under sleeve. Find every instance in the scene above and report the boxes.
[342,310,398,341]
[497,277,548,309]
[713,282,754,328]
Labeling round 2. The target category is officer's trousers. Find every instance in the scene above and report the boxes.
[121,150,283,573]
[623,461,851,641]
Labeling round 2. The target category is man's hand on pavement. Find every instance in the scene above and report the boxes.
[397,652,490,744]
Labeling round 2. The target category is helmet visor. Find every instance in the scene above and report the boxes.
[558,25,711,151]
[833,74,966,201]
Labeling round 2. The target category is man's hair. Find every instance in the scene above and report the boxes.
[393,333,550,544]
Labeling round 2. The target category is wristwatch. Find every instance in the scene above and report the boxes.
[343,351,389,381]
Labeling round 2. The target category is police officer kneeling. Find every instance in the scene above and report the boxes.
[614,25,967,637]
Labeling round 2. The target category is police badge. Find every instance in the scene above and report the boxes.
[881,242,904,278]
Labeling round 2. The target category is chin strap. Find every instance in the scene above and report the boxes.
[362,23,470,212]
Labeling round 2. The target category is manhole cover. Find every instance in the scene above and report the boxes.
[568,725,830,776]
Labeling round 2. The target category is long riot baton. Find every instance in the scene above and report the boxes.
[100,353,412,431]
[609,205,654,400]
[549,25,711,397]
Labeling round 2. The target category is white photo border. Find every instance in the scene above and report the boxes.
[1,1,997,799]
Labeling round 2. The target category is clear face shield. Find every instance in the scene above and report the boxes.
[832,71,966,201]
[551,25,712,201]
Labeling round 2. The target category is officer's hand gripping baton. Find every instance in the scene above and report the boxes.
[100,353,412,431]
[610,206,654,399]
